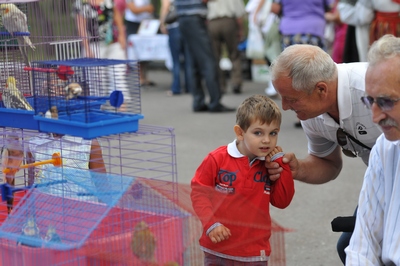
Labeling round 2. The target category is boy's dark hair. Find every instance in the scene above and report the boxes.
[236,94,281,131]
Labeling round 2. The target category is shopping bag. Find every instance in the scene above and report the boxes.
[324,22,335,46]
[246,24,265,59]
[164,3,178,24]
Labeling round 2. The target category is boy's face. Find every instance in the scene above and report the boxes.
[235,119,280,160]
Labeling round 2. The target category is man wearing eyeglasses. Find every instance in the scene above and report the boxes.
[345,34,400,265]
[266,43,383,264]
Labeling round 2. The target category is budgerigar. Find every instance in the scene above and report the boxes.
[0,4,36,66]
[44,225,62,244]
[2,76,33,111]
[64,83,82,100]
[1,133,24,213]
[45,106,58,119]
[17,216,41,247]
[131,221,157,263]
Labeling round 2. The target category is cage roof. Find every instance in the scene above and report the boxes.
[33,58,137,67]
[0,168,134,250]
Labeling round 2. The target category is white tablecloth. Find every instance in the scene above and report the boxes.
[127,34,173,70]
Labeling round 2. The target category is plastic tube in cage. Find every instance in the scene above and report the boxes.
[24,65,74,81]
[2,152,62,174]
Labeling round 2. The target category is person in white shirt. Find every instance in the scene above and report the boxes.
[124,0,155,87]
[338,0,400,62]
[345,34,400,266]
[266,44,383,264]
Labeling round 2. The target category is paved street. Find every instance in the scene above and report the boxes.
[140,68,367,266]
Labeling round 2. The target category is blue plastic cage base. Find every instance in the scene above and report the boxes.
[0,108,38,130]
[0,96,107,130]
[34,111,144,139]
[33,96,106,114]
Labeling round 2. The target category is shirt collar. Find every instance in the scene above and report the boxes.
[227,139,265,161]
[319,64,352,127]
[391,140,400,146]
[336,64,353,121]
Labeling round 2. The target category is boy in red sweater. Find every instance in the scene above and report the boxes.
[191,94,294,265]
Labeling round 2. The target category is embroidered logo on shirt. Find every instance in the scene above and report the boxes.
[217,169,237,186]
[356,122,367,135]
[264,179,271,195]
[215,184,235,194]
[254,171,268,183]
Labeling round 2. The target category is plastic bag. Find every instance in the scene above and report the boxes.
[246,24,265,59]
[164,4,177,24]
[257,0,272,27]
[324,22,335,45]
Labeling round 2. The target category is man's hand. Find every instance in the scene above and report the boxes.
[208,225,231,244]
[265,152,298,181]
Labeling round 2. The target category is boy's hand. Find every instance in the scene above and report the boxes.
[266,146,283,160]
[265,146,283,181]
[208,225,231,244]
[265,152,297,181]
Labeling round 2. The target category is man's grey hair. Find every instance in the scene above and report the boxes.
[368,34,400,66]
[270,44,337,94]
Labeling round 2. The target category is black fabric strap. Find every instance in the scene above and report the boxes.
[342,130,372,151]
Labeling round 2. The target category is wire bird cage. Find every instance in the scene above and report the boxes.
[0,59,37,129]
[0,0,89,93]
[0,0,119,132]
[27,58,141,138]
[0,125,195,265]
[0,173,192,266]
[0,0,96,64]
[100,124,178,184]
[0,125,178,219]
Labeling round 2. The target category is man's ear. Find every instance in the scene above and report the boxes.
[234,125,244,140]
[315,81,328,97]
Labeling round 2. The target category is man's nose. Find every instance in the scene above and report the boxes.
[281,99,290,111]
[371,103,387,125]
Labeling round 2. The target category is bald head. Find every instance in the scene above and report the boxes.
[270,44,337,94]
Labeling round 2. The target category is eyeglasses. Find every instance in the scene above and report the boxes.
[360,96,400,111]
[336,128,357,158]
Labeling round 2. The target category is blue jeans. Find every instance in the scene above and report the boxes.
[167,25,194,94]
[204,252,268,266]
[178,15,222,111]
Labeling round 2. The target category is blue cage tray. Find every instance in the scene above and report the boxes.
[34,96,106,114]
[35,111,144,139]
[0,96,106,130]
[0,97,38,130]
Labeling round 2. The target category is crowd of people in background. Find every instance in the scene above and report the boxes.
[77,0,400,115]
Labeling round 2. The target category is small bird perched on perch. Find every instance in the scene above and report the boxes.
[44,225,62,244]
[64,83,82,100]
[1,133,24,213]
[0,4,36,66]
[45,106,58,119]
[2,76,33,111]
[131,221,157,263]
[17,216,41,247]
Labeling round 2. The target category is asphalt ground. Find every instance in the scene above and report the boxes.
[140,68,367,266]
